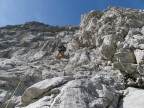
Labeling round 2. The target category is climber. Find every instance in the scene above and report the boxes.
[56,44,67,58]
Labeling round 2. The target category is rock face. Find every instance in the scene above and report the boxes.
[75,7,144,87]
[50,75,120,108]
[0,7,144,108]
[0,22,79,108]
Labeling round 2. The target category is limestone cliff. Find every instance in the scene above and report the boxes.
[0,7,144,108]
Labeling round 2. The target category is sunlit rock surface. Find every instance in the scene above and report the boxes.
[1,7,144,108]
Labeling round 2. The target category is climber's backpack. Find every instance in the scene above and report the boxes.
[58,44,66,52]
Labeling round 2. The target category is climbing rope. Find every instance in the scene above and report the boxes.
[4,47,68,107]
[5,75,25,108]
[4,67,39,108]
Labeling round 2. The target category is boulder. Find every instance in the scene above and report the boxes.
[112,62,137,74]
[114,49,136,63]
[21,76,73,106]
[118,87,144,108]
[50,75,120,108]
[127,19,144,28]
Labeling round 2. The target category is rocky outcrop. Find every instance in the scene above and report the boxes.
[1,6,144,108]
[0,22,79,108]
[72,6,144,87]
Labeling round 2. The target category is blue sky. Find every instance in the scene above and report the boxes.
[0,0,144,27]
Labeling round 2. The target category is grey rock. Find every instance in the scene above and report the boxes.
[141,26,144,35]
[1,6,144,108]
[114,49,136,63]
[134,49,144,64]
[21,76,73,106]
[112,62,137,74]
[50,75,120,108]
[0,89,9,107]
[0,80,9,87]
[118,87,144,108]
[21,96,53,108]
[99,35,117,60]
[80,10,103,30]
